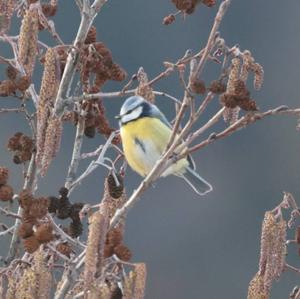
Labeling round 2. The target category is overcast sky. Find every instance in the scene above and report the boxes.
[1,1,300,298]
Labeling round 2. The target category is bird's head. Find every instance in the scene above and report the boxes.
[116,96,152,125]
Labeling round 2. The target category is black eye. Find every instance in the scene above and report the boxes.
[126,109,133,115]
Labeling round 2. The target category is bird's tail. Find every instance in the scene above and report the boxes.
[182,166,213,196]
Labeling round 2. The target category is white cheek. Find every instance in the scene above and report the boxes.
[121,106,143,123]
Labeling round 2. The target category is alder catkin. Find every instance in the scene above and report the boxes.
[18,7,39,77]
[0,0,15,33]
[36,48,60,173]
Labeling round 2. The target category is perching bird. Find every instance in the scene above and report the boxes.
[117,96,212,195]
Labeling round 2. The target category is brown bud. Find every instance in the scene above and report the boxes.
[68,220,83,238]
[29,197,49,219]
[85,26,97,44]
[0,166,9,185]
[171,0,198,14]
[110,64,127,81]
[18,222,34,239]
[107,228,123,247]
[16,75,31,92]
[84,126,96,138]
[19,135,34,151]
[13,154,22,164]
[23,236,40,253]
[19,189,34,209]
[114,244,132,261]
[233,79,249,97]
[0,80,17,96]
[163,14,176,25]
[296,227,300,244]
[107,173,124,199]
[6,65,18,80]
[41,3,57,17]
[59,187,69,198]
[209,80,226,94]
[35,223,54,243]
[22,213,37,226]
[0,184,13,201]
[190,79,206,94]
[238,98,258,111]
[19,150,32,162]
[56,242,73,258]
[202,0,216,7]
[104,244,114,258]
[7,132,23,151]
[220,93,238,109]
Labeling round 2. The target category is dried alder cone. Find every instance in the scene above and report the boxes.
[18,190,54,253]
[18,187,84,253]
[0,66,31,97]
[48,187,84,238]
[73,99,120,143]
[7,132,34,164]
[0,166,14,201]
[79,26,127,93]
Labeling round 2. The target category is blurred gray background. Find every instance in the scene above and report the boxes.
[1,0,300,298]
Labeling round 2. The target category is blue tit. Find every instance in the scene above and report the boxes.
[117,96,213,195]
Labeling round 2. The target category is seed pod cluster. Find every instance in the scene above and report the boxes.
[190,78,206,95]
[38,1,58,31]
[7,132,34,164]
[221,57,260,124]
[79,26,127,93]
[0,166,14,202]
[18,190,54,253]
[73,99,120,143]
[48,187,84,238]
[220,79,258,111]
[208,80,227,94]
[0,66,31,97]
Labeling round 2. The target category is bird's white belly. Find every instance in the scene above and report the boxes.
[131,138,184,177]
[133,139,161,175]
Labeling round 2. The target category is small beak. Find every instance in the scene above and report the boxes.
[115,114,121,120]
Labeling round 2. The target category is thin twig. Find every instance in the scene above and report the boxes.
[0,225,16,237]
[53,0,109,116]
[65,114,85,190]
[193,0,231,79]
[68,132,115,194]
[6,153,37,264]
[0,208,22,220]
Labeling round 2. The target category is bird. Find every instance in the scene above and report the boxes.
[116,96,212,195]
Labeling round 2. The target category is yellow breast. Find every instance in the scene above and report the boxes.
[120,117,188,177]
